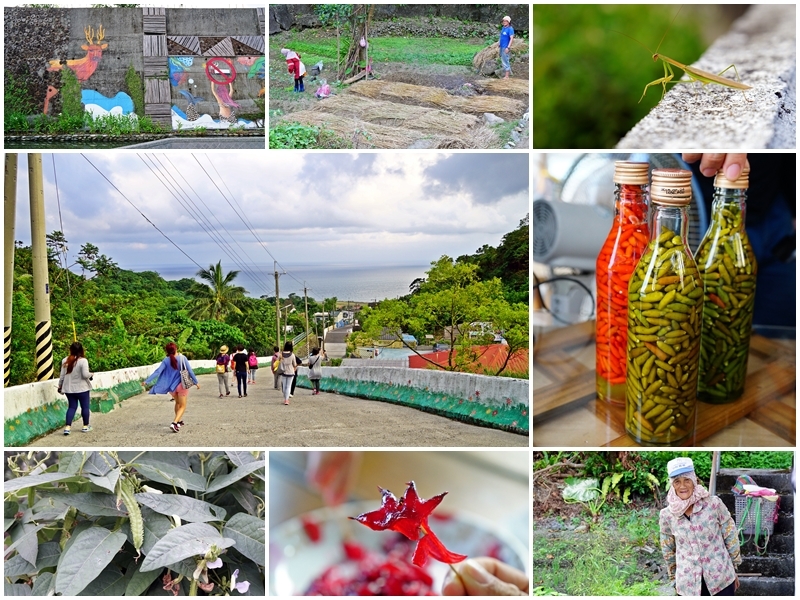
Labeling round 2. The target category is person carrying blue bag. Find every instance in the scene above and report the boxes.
[141,342,199,433]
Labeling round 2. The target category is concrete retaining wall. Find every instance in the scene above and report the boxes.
[296,366,529,435]
[5,360,528,445]
[4,7,264,130]
[617,4,796,149]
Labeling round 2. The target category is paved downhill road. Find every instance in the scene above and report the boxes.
[29,374,527,448]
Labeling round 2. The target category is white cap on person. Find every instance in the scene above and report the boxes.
[503,15,511,23]
[667,457,695,479]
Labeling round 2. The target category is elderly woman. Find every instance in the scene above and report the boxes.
[660,457,741,596]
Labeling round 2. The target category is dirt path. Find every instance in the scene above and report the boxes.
[28,374,527,448]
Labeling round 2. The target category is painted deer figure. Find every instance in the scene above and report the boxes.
[47,25,108,82]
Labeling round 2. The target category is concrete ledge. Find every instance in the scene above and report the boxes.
[617,4,796,149]
[295,366,529,435]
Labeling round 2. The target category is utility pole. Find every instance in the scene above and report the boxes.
[29,154,54,381]
[274,261,281,350]
[303,282,310,360]
[4,154,18,387]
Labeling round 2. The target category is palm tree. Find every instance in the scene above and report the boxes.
[188,261,247,321]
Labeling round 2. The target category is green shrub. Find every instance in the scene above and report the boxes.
[269,121,349,149]
[4,70,36,117]
[5,112,29,132]
[60,68,83,118]
[124,64,145,116]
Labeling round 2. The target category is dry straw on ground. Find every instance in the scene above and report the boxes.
[349,80,525,116]
[475,78,530,98]
[471,38,529,70]
[308,95,480,135]
[279,109,499,149]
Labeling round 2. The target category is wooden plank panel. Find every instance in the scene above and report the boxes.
[257,8,266,35]
[145,103,172,116]
[144,79,171,104]
[143,57,167,77]
[143,34,167,57]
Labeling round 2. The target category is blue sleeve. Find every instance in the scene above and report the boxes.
[145,359,166,385]
[185,357,199,385]
[510,27,515,36]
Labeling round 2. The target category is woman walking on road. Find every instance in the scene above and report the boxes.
[58,341,93,435]
[659,457,741,596]
[142,342,199,433]
[248,350,259,383]
[307,347,326,395]
[215,344,231,397]
[271,345,281,389]
[280,341,298,405]
[231,344,250,397]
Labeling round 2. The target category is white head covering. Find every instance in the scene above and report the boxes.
[666,457,709,515]
[502,15,511,23]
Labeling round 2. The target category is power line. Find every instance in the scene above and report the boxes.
[79,153,203,270]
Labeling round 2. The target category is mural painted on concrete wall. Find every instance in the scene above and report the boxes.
[45,24,134,119]
[167,35,264,130]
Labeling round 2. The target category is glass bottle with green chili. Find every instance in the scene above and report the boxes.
[696,167,756,403]
[625,169,703,445]
[596,162,650,405]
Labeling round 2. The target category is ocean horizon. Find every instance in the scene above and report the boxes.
[129,263,430,302]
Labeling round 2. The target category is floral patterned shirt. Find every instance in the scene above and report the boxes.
[659,495,741,596]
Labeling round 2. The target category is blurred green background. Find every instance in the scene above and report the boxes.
[533,4,747,149]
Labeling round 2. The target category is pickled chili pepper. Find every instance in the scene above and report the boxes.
[696,167,756,403]
[596,162,651,404]
[625,169,703,446]
[351,481,467,567]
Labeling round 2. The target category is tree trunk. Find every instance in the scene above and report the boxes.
[340,4,374,82]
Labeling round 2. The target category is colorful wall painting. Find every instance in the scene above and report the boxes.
[81,90,134,118]
[46,25,108,82]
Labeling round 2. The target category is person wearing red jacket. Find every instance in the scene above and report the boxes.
[281,48,306,92]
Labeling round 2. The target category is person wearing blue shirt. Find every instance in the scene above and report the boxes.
[499,16,515,78]
[142,342,199,433]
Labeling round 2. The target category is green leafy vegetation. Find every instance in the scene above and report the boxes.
[283,34,484,67]
[8,237,331,386]
[4,70,36,117]
[533,4,707,148]
[60,68,83,119]
[124,64,145,117]
[4,450,264,596]
[352,231,529,378]
[268,121,350,149]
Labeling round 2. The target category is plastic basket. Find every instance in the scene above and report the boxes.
[734,494,777,535]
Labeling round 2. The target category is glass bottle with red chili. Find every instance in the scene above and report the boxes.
[596,162,650,405]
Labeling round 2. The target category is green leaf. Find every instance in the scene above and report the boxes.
[225,450,260,467]
[41,492,126,517]
[124,560,163,597]
[87,467,121,493]
[5,518,16,532]
[6,522,46,566]
[34,542,61,570]
[134,493,227,523]
[4,472,79,493]
[77,566,126,596]
[230,482,260,516]
[133,462,206,492]
[4,583,31,596]
[140,506,173,556]
[55,527,127,596]
[31,572,55,596]
[222,513,265,566]
[139,522,235,573]
[28,496,70,522]
[58,452,88,474]
[205,460,265,493]
[562,477,601,503]
[82,451,117,476]
[611,472,624,488]
[4,554,36,578]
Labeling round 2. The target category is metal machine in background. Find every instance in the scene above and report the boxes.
[532,153,708,325]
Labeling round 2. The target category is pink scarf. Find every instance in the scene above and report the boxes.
[667,472,710,516]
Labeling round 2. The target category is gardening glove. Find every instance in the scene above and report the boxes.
[442,558,529,596]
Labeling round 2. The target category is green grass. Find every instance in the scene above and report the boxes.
[268,120,350,149]
[281,35,486,67]
[534,516,662,596]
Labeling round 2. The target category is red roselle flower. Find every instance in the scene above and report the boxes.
[350,481,467,567]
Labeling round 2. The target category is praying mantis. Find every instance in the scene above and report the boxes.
[615,6,752,103]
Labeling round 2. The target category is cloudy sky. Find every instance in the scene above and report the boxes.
[10,152,529,296]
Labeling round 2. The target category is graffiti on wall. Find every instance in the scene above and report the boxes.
[44,24,133,119]
[47,25,107,82]
[167,34,264,130]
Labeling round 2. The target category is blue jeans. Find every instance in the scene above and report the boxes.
[500,48,511,72]
[65,391,90,426]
